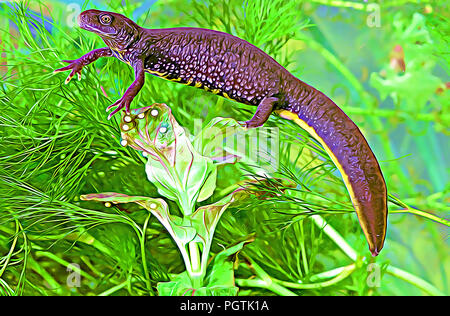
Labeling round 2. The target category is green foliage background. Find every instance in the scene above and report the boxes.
[0,0,448,296]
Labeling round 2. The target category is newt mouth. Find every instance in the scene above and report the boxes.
[77,12,97,33]
[77,13,89,30]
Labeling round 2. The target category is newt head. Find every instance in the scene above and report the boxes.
[78,9,140,50]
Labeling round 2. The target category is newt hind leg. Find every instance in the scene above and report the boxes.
[244,96,279,128]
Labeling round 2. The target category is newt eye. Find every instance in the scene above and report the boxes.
[100,14,112,25]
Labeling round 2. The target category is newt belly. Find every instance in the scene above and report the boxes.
[56,9,389,256]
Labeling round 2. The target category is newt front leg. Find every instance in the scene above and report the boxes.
[106,59,145,119]
[54,47,112,83]
[54,48,145,119]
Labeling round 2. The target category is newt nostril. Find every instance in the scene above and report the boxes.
[77,13,87,27]
[78,12,91,27]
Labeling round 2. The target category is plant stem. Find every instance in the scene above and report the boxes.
[188,241,201,273]
[236,278,297,296]
[172,239,202,288]
[310,0,432,9]
[272,264,356,289]
[388,195,450,227]
[389,194,449,226]
[241,255,298,295]
[310,214,445,295]
[28,256,63,295]
[309,265,348,281]
[385,266,445,296]
[310,0,366,10]
[237,264,356,294]
[35,251,97,283]
[390,209,449,226]
[310,215,357,261]
[0,219,19,278]
[98,280,129,296]
[299,220,309,275]
[340,106,450,123]
[139,214,155,296]
[188,241,204,288]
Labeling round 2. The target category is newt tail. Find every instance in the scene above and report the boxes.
[55,9,388,256]
[276,83,387,256]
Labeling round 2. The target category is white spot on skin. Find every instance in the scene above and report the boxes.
[122,124,130,131]
[159,127,167,134]
[138,113,145,119]
[149,203,157,209]
[150,109,159,117]
[120,139,128,146]
[124,115,132,122]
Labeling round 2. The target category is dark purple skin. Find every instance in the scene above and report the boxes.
[55,9,388,256]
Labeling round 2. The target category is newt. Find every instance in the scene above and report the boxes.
[55,9,388,256]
